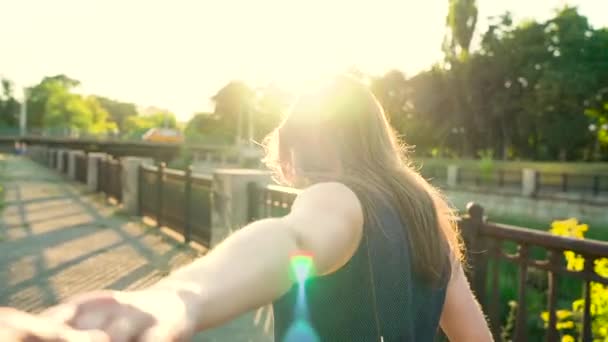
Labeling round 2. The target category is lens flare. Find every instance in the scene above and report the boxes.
[284,319,321,342]
[285,251,319,341]
[290,251,315,283]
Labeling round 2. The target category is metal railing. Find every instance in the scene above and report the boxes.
[138,163,213,246]
[247,183,608,341]
[461,204,608,341]
[98,157,122,202]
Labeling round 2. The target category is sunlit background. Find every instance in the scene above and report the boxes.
[1,0,605,120]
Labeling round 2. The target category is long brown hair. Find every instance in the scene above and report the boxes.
[263,75,462,284]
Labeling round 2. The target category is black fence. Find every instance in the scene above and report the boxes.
[442,167,607,198]
[536,172,608,197]
[75,153,87,183]
[98,157,122,202]
[246,183,608,341]
[138,163,213,246]
[457,168,523,190]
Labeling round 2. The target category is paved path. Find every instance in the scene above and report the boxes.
[0,156,273,341]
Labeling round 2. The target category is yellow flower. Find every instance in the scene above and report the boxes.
[556,321,575,330]
[561,334,575,342]
[556,310,572,320]
[595,258,608,278]
[540,311,549,322]
[550,219,588,239]
[564,251,585,272]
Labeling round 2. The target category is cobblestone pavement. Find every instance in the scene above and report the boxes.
[0,156,273,341]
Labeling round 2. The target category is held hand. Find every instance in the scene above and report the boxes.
[42,289,202,342]
[0,307,107,342]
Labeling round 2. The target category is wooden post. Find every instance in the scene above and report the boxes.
[466,203,487,305]
[156,162,165,228]
[137,164,144,217]
[247,182,259,223]
[184,165,193,243]
[561,173,568,193]
[593,175,600,196]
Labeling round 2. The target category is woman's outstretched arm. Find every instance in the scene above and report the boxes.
[44,182,363,341]
[156,182,363,330]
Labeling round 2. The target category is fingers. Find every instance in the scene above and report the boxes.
[139,325,190,342]
[42,291,121,329]
[0,307,110,342]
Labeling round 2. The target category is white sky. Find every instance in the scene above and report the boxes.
[1,0,606,120]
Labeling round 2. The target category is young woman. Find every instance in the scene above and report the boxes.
[2,75,492,341]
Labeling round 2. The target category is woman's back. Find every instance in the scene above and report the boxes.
[273,197,447,341]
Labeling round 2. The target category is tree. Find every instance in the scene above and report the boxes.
[0,78,20,130]
[443,0,478,60]
[122,110,177,140]
[95,96,137,133]
[211,81,255,143]
[26,75,80,131]
[403,6,608,161]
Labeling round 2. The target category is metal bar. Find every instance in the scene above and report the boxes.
[184,166,192,243]
[513,244,529,341]
[156,162,165,227]
[545,251,560,342]
[582,257,594,342]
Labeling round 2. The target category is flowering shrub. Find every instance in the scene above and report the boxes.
[540,219,608,342]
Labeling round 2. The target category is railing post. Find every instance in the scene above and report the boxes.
[156,162,165,228]
[247,182,259,222]
[121,157,152,216]
[498,170,504,187]
[593,175,600,196]
[447,165,459,188]
[137,164,143,217]
[210,169,271,247]
[522,168,538,197]
[184,165,193,243]
[465,203,487,306]
[561,173,568,193]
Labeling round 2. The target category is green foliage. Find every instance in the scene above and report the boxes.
[400,7,608,161]
[95,96,138,133]
[24,75,117,136]
[443,0,478,59]
[184,83,288,145]
[478,150,494,182]
[122,111,177,140]
[0,79,20,129]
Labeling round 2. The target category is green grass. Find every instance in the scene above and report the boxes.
[416,157,608,174]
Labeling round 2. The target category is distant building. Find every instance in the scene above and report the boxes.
[142,128,184,143]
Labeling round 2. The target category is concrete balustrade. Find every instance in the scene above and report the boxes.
[67,150,84,180]
[121,157,153,216]
[210,169,271,247]
[86,152,107,192]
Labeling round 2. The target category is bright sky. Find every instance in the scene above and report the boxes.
[1,0,606,120]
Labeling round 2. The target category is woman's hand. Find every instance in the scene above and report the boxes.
[0,307,107,342]
[42,288,203,342]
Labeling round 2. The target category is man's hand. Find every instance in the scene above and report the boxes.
[0,307,107,342]
[42,288,202,342]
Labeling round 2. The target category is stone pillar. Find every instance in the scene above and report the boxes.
[86,153,106,192]
[48,148,57,168]
[447,165,460,188]
[56,149,66,173]
[121,157,154,215]
[67,150,83,180]
[522,168,538,197]
[211,169,271,247]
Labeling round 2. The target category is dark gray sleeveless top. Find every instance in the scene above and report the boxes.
[273,199,447,341]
